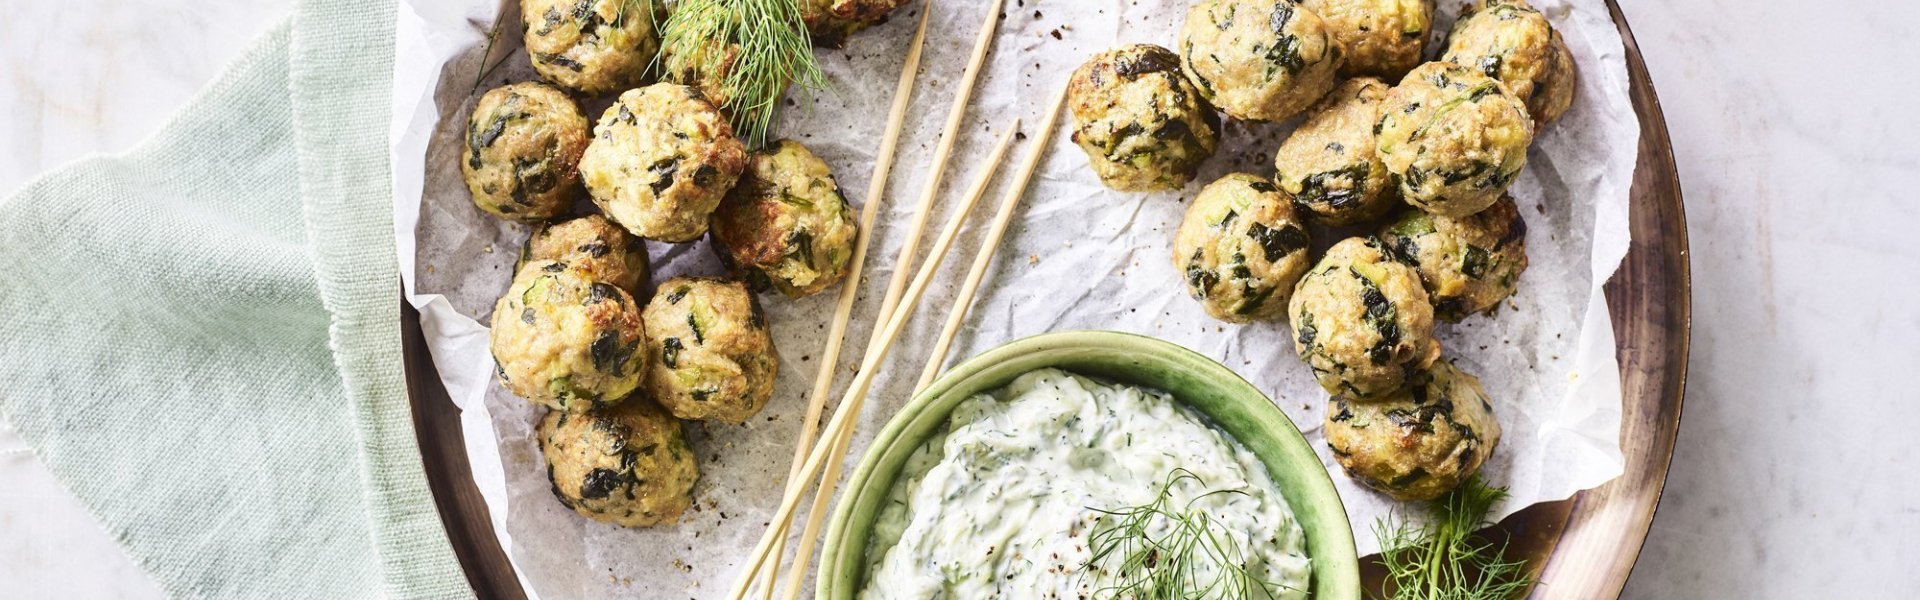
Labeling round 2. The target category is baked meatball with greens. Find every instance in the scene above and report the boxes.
[1376,61,1533,218]
[462,82,590,222]
[661,37,753,115]
[1273,78,1397,226]
[520,0,663,96]
[580,84,748,242]
[519,215,650,296]
[1379,194,1529,321]
[1326,361,1502,501]
[642,278,778,423]
[1303,0,1432,79]
[539,397,697,527]
[711,139,858,298]
[1178,0,1342,122]
[802,0,905,48]
[1173,174,1314,323]
[1288,237,1440,399]
[1441,0,1577,126]
[491,261,649,413]
[1067,44,1221,192]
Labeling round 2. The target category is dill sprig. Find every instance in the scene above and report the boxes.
[1372,476,1535,600]
[1081,469,1297,600]
[658,0,827,148]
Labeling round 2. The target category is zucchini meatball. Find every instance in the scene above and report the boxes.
[520,0,662,96]
[1303,0,1432,79]
[1441,0,1577,126]
[1173,174,1314,323]
[491,261,649,413]
[802,0,904,48]
[1288,237,1440,399]
[661,38,753,114]
[580,84,748,242]
[711,139,858,298]
[1273,78,1396,226]
[642,278,778,423]
[1067,44,1221,192]
[1379,194,1528,321]
[519,215,650,296]
[539,398,698,527]
[1178,0,1343,122]
[1375,61,1533,218]
[461,82,590,222]
[1325,361,1502,501]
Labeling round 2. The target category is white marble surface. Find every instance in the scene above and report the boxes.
[0,0,1915,597]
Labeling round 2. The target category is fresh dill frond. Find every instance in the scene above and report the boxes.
[1372,476,1535,600]
[1081,469,1298,600]
[658,0,827,148]
[469,16,510,95]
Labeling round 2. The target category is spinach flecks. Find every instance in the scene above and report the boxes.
[1296,163,1371,209]
[647,158,679,195]
[585,282,620,304]
[580,468,622,499]
[661,337,683,368]
[1249,222,1309,262]
[1462,246,1492,279]
[1185,250,1218,299]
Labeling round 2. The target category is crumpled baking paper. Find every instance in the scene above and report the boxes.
[391,0,1637,596]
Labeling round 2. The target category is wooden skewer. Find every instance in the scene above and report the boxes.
[862,0,1007,359]
[776,124,1021,600]
[912,84,1070,394]
[722,122,1020,600]
[754,8,931,599]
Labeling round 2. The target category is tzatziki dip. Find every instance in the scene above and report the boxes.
[860,368,1311,598]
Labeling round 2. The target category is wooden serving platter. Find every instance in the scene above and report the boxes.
[402,2,1688,597]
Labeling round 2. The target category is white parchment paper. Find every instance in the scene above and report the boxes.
[392,0,1637,596]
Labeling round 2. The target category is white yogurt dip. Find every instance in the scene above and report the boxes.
[861,368,1311,598]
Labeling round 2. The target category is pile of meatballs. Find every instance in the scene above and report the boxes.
[463,0,903,528]
[1065,0,1574,502]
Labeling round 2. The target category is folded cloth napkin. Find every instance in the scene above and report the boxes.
[0,1,470,597]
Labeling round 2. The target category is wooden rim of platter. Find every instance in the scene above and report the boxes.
[402,2,1689,597]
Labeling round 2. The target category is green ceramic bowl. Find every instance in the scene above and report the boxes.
[817,330,1360,599]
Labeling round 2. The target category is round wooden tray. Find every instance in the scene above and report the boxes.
[402,2,1688,597]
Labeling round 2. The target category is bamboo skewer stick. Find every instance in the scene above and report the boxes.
[912,84,1070,394]
[776,125,1021,600]
[753,8,932,599]
[862,0,1007,359]
[722,122,1020,600]
[754,0,1004,595]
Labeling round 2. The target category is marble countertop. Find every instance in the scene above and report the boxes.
[2,0,1914,597]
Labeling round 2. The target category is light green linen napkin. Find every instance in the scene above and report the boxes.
[0,1,470,597]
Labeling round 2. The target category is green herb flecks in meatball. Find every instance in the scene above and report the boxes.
[519,214,651,296]
[1174,174,1314,323]
[1304,0,1432,79]
[1326,361,1502,501]
[1379,194,1529,321]
[539,397,698,526]
[1274,77,1398,226]
[642,278,778,423]
[1288,237,1440,399]
[1375,61,1533,218]
[521,0,663,96]
[462,82,590,222]
[712,139,858,298]
[491,261,649,412]
[1068,44,1221,192]
[581,84,748,242]
[1178,0,1343,122]
[1441,0,1577,126]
